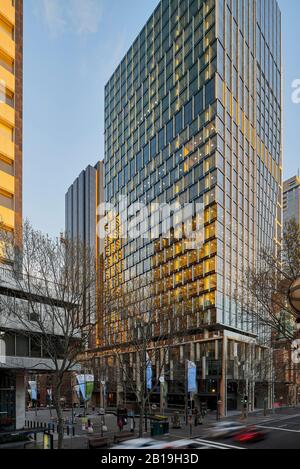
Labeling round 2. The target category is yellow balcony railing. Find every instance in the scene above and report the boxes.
[0,30,15,61]
[0,170,14,195]
[0,204,14,229]
[0,136,14,161]
[0,1,15,27]
[0,63,15,93]
[0,101,14,127]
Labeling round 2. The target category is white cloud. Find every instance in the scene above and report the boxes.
[38,0,104,36]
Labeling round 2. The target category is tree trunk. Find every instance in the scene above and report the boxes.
[53,382,64,449]
[139,398,145,438]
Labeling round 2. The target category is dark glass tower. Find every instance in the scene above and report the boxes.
[102,0,282,414]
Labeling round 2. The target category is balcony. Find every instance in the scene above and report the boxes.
[0,63,15,93]
[0,136,14,162]
[0,100,14,127]
[0,30,15,61]
[0,170,14,195]
[0,1,15,27]
[0,204,14,229]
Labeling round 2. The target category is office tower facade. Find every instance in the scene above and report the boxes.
[66,162,104,255]
[102,0,282,413]
[283,175,300,226]
[0,0,23,240]
[65,161,104,342]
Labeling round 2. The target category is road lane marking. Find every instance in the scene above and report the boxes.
[259,413,300,424]
[256,425,300,433]
[195,438,245,449]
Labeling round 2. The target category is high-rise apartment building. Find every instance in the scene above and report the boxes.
[283,175,300,226]
[101,0,282,414]
[0,0,23,239]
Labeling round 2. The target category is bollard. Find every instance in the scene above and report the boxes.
[72,426,75,437]
[67,425,70,436]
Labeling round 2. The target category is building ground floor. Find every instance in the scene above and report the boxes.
[87,328,293,417]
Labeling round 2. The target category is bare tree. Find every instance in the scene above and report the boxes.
[102,275,179,437]
[238,220,300,343]
[0,220,98,448]
[234,220,300,409]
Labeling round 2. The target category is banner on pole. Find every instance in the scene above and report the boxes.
[187,361,197,393]
[28,381,37,401]
[146,354,152,391]
[76,375,94,402]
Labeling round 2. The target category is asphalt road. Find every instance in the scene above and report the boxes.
[195,414,300,449]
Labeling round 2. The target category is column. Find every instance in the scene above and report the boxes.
[219,336,227,417]
[15,373,26,430]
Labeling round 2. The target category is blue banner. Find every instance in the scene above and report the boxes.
[76,375,86,400]
[146,354,152,391]
[28,381,37,401]
[187,361,197,393]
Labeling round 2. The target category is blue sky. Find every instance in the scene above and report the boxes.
[23,0,300,236]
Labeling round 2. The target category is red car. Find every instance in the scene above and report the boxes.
[233,426,268,443]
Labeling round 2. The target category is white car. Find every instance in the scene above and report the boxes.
[164,439,211,450]
[112,438,171,450]
[113,437,211,450]
[205,421,246,439]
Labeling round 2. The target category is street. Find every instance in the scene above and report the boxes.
[193,413,300,449]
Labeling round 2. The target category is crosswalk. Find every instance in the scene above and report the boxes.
[195,438,245,450]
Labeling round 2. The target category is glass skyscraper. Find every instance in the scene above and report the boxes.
[102,0,282,413]
[283,176,300,227]
[65,161,104,342]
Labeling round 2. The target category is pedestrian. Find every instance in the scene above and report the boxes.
[194,407,199,427]
[117,417,124,432]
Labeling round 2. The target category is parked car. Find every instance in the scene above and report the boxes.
[205,421,246,439]
[233,426,268,443]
